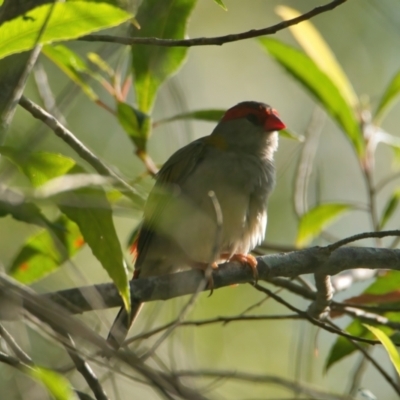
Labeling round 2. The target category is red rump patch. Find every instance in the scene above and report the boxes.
[130,239,139,259]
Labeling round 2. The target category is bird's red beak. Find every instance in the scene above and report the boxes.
[265,110,286,131]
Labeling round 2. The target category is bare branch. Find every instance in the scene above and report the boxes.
[174,369,354,400]
[78,0,348,47]
[41,245,400,315]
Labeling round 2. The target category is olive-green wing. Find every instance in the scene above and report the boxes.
[135,138,208,269]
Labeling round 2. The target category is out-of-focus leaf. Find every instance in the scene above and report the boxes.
[0,2,132,60]
[327,272,400,370]
[10,216,83,284]
[155,109,225,125]
[325,319,367,370]
[296,203,350,247]
[42,45,98,101]
[275,6,357,108]
[280,129,304,141]
[87,52,114,76]
[212,0,227,11]
[131,0,197,113]
[365,324,400,376]
[363,270,400,295]
[117,101,150,151]
[36,173,111,199]
[380,188,400,229]
[28,366,78,400]
[57,188,130,312]
[374,70,400,123]
[0,186,50,228]
[259,38,364,156]
[0,147,76,187]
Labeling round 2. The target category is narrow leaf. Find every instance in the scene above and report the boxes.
[117,102,150,151]
[212,0,227,11]
[57,188,130,311]
[131,0,198,113]
[155,109,225,125]
[0,186,49,228]
[326,319,367,370]
[296,203,350,247]
[374,69,400,123]
[259,38,364,156]
[42,45,98,101]
[0,2,132,60]
[0,147,76,187]
[364,324,400,376]
[280,129,304,142]
[28,367,78,400]
[10,216,83,284]
[380,188,400,229]
[276,6,357,107]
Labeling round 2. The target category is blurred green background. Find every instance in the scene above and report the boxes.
[2,0,400,398]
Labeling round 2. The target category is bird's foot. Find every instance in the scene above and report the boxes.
[229,253,259,283]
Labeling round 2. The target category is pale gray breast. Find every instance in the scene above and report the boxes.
[178,148,275,260]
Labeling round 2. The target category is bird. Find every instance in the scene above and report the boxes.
[107,101,286,349]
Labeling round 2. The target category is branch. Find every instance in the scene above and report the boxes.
[78,0,347,47]
[173,370,354,400]
[18,95,145,208]
[42,246,400,314]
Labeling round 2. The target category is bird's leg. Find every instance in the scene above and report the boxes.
[221,253,259,282]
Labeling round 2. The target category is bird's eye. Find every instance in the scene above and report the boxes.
[246,113,259,125]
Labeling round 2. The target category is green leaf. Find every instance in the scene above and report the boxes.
[42,45,98,101]
[325,319,368,370]
[275,6,357,108]
[0,147,76,187]
[280,129,304,142]
[155,109,225,125]
[131,0,197,113]
[380,188,400,229]
[28,366,77,400]
[364,270,400,295]
[10,216,83,284]
[0,186,50,228]
[364,324,400,376]
[296,203,350,247]
[0,2,132,60]
[57,188,130,312]
[212,0,227,11]
[259,38,364,156]
[374,70,400,123]
[117,101,150,151]
[87,52,114,76]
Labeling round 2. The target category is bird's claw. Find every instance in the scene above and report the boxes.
[230,253,259,283]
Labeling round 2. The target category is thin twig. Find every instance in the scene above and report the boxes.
[294,108,325,217]
[326,230,400,252]
[174,369,354,400]
[126,314,302,344]
[139,190,223,360]
[78,0,347,48]
[252,284,380,345]
[18,95,144,208]
[57,332,109,400]
[0,0,57,140]
[0,324,32,364]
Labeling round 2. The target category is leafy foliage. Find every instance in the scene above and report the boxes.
[131,0,198,113]
[0,2,132,60]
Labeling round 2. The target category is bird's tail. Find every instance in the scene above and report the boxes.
[107,300,143,350]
